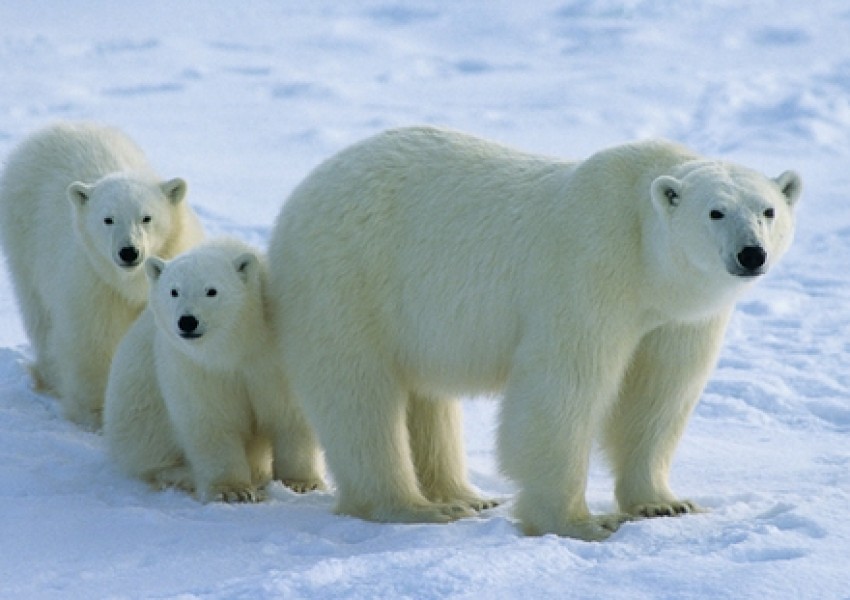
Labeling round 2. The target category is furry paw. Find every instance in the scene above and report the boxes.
[63,403,102,432]
[27,362,57,396]
[351,501,476,524]
[444,494,499,512]
[631,499,702,518]
[148,465,195,493]
[282,478,325,493]
[465,496,500,512]
[523,513,628,541]
[206,483,265,503]
[423,487,499,512]
[437,501,478,520]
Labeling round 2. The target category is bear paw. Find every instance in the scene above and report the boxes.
[422,485,499,512]
[437,501,478,520]
[206,483,265,503]
[63,403,102,432]
[148,465,195,493]
[523,513,627,541]
[465,497,499,511]
[453,494,499,512]
[282,478,325,494]
[26,362,57,396]
[360,501,477,524]
[631,499,702,518]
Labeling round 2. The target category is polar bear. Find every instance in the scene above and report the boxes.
[266,126,801,540]
[103,238,324,502]
[0,122,204,428]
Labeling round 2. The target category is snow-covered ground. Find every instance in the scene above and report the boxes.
[1,1,849,598]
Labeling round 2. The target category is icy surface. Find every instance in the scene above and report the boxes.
[1,2,849,598]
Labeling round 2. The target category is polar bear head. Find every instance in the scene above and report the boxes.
[68,173,188,300]
[145,239,264,367]
[650,161,801,282]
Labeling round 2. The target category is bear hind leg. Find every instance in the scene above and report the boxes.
[300,365,467,524]
[266,394,326,494]
[407,393,498,513]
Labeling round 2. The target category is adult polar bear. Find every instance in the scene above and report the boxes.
[268,127,801,540]
[0,122,203,428]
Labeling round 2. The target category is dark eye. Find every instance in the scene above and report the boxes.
[142,215,152,224]
[104,217,114,225]
[206,288,217,297]
[170,289,178,298]
[763,208,775,219]
[709,210,725,220]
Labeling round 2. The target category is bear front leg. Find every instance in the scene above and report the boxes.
[55,296,137,430]
[16,286,59,394]
[54,323,110,430]
[247,369,325,493]
[407,393,498,512]
[499,356,629,541]
[163,373,259,503]
[604,315,730,518]
[182,426,260,503]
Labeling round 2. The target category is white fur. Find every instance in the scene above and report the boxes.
[266,126,801,540]
[0,122,204,428]
[103,238,324,502]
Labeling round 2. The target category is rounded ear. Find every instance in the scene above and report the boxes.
[145,257,167,283]
[234,252,258,283]
[774,170,802,207]
[650,175,682,215]
[161,178,188,205]
[67,182,93,209]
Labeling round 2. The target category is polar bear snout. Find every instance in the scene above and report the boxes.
[177,314,203,339]
[117,245,142,268]
[733,245,767,277]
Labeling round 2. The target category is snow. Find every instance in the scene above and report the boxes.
[1,1,848,598]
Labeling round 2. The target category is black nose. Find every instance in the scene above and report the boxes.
[178,315,199,333]
[737,245,767,271]
[119,246,140,264]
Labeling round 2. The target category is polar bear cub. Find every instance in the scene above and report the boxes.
[0,122,204,428]
[267,127,801,540]
[104,238,324,502]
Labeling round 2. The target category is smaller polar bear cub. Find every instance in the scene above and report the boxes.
[104,238,324,502]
